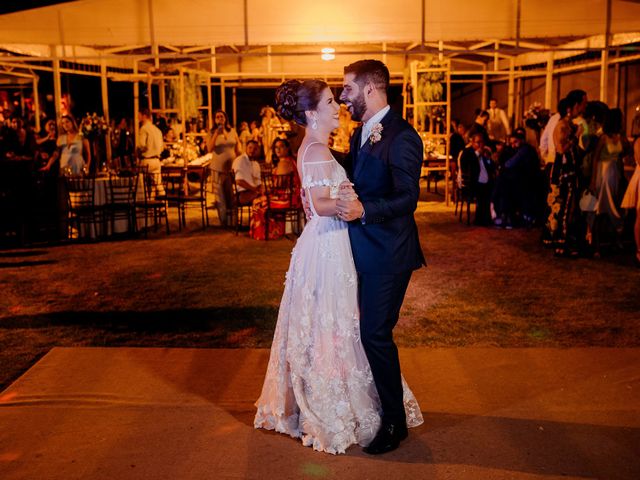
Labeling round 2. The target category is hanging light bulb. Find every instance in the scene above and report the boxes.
[321,47,335,61]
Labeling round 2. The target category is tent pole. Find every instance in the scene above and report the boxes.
[179,68,186,151]
[51,45,62,122]
[481,64,488,109]
[445,62,451,206]
[232,87,237,127]
[133,61,140,152]
[206,76,212,130]
[33,75,41,132]
[507,58,515,126]
[544,52,554,110]
[101,59,112,166]
[600,0,612,102]
[220,78,226,113]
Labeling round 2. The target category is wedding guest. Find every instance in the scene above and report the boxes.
[237,121,252,154]
[272,138,296,175]
[545,96,582,256]
[4,117,35,159]
[137,109,165,196]
[621,137,640,266]
[40,115,90,175]
[459,132,496,226]
[493,132,540,227]
[231,139,263,205]
[467,109,490,146]
[35,120,58,172]
[207,109,240,226]
[111,118,134,170]
[260,106,282,163]
[487,98,510,143]
[589,108,632,253]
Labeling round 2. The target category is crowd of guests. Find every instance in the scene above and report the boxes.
[452,93,640,264]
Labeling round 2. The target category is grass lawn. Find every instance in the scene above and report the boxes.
[1,193,639,390]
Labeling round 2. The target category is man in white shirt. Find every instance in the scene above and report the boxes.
[487,98,510,143]
[137,108,165,196]
[231,139,262,205]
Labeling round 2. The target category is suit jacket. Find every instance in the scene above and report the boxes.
[459,146,496,191]
[344,109,426,274]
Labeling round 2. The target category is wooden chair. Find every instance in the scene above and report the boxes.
[454,184,474,225]
[64,175,104,240]
[229,170,254,234]
[106,170,138,236]
[182,165,210,229]
[136,165,170,236]
[158,166,187,230]
[264,172,301,241]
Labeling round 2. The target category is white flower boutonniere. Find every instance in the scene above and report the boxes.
[369,123,383,144]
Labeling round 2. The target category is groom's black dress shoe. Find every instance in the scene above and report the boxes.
[363,422,408,455]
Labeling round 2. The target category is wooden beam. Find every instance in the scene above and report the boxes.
[600,0,612,103]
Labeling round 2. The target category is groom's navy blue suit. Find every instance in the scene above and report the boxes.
[344,108,425,425]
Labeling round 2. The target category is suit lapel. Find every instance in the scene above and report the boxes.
[354,109,394,180]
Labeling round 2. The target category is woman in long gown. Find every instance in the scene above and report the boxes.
[254,80,423,455]
[589,108,632,253]
[621,137,640,266]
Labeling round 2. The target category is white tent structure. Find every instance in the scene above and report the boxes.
[1,0,639,198]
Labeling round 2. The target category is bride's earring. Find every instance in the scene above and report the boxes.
[311,117,318,130]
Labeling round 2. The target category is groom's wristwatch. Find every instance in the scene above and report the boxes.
[360,208,366,225]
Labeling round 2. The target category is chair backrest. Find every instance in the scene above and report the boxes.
[64,175,96,210]
[266,172,295,207]
[108,171,138,204]
[186,165,208,198]
[160,166,186,198]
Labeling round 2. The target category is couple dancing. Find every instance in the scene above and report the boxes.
[254,60,425,455]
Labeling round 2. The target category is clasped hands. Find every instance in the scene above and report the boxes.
[336,181,363,221]
[301,181,363,221]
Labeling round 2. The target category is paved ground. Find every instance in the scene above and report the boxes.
[1,347,638,479]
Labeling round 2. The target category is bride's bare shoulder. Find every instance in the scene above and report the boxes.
[300,141,332,164]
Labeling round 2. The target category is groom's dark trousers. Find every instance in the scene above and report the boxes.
[358,270,413,424]
[344,109,426,426]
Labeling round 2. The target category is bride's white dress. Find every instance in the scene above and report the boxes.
[254,143,423,454]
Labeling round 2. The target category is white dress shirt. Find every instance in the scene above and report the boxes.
[138,120,164,158]
[476,150,489,184]
[361,105,391,147]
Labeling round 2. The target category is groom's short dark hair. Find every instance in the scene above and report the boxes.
[344,60,389,94]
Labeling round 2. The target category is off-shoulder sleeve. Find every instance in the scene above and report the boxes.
[301,160,337,189]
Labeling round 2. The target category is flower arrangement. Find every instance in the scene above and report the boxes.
[80,113,109,140]
[369,123,383,144]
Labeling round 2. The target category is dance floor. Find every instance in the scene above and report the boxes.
[0,347,638,479]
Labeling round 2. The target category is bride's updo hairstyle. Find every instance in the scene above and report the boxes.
[275,79,328,127]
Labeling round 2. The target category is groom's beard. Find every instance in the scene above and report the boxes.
[349,93,367,122]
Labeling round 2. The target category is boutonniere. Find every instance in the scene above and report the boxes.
[369,123,383,144]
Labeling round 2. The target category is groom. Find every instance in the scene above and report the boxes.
[336,59,426,454]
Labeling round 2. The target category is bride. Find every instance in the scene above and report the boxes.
[254,79,423,454]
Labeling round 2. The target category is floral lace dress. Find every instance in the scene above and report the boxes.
[254,144,423,454]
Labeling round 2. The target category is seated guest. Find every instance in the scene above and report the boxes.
[493,132,541,227]
[467,109,490,146]
[450,121,467,180]
[4,117,35,159]
[271,138,296,175]
[459,132,496,226]
[232,139,263,205]
[35,120,59,172]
